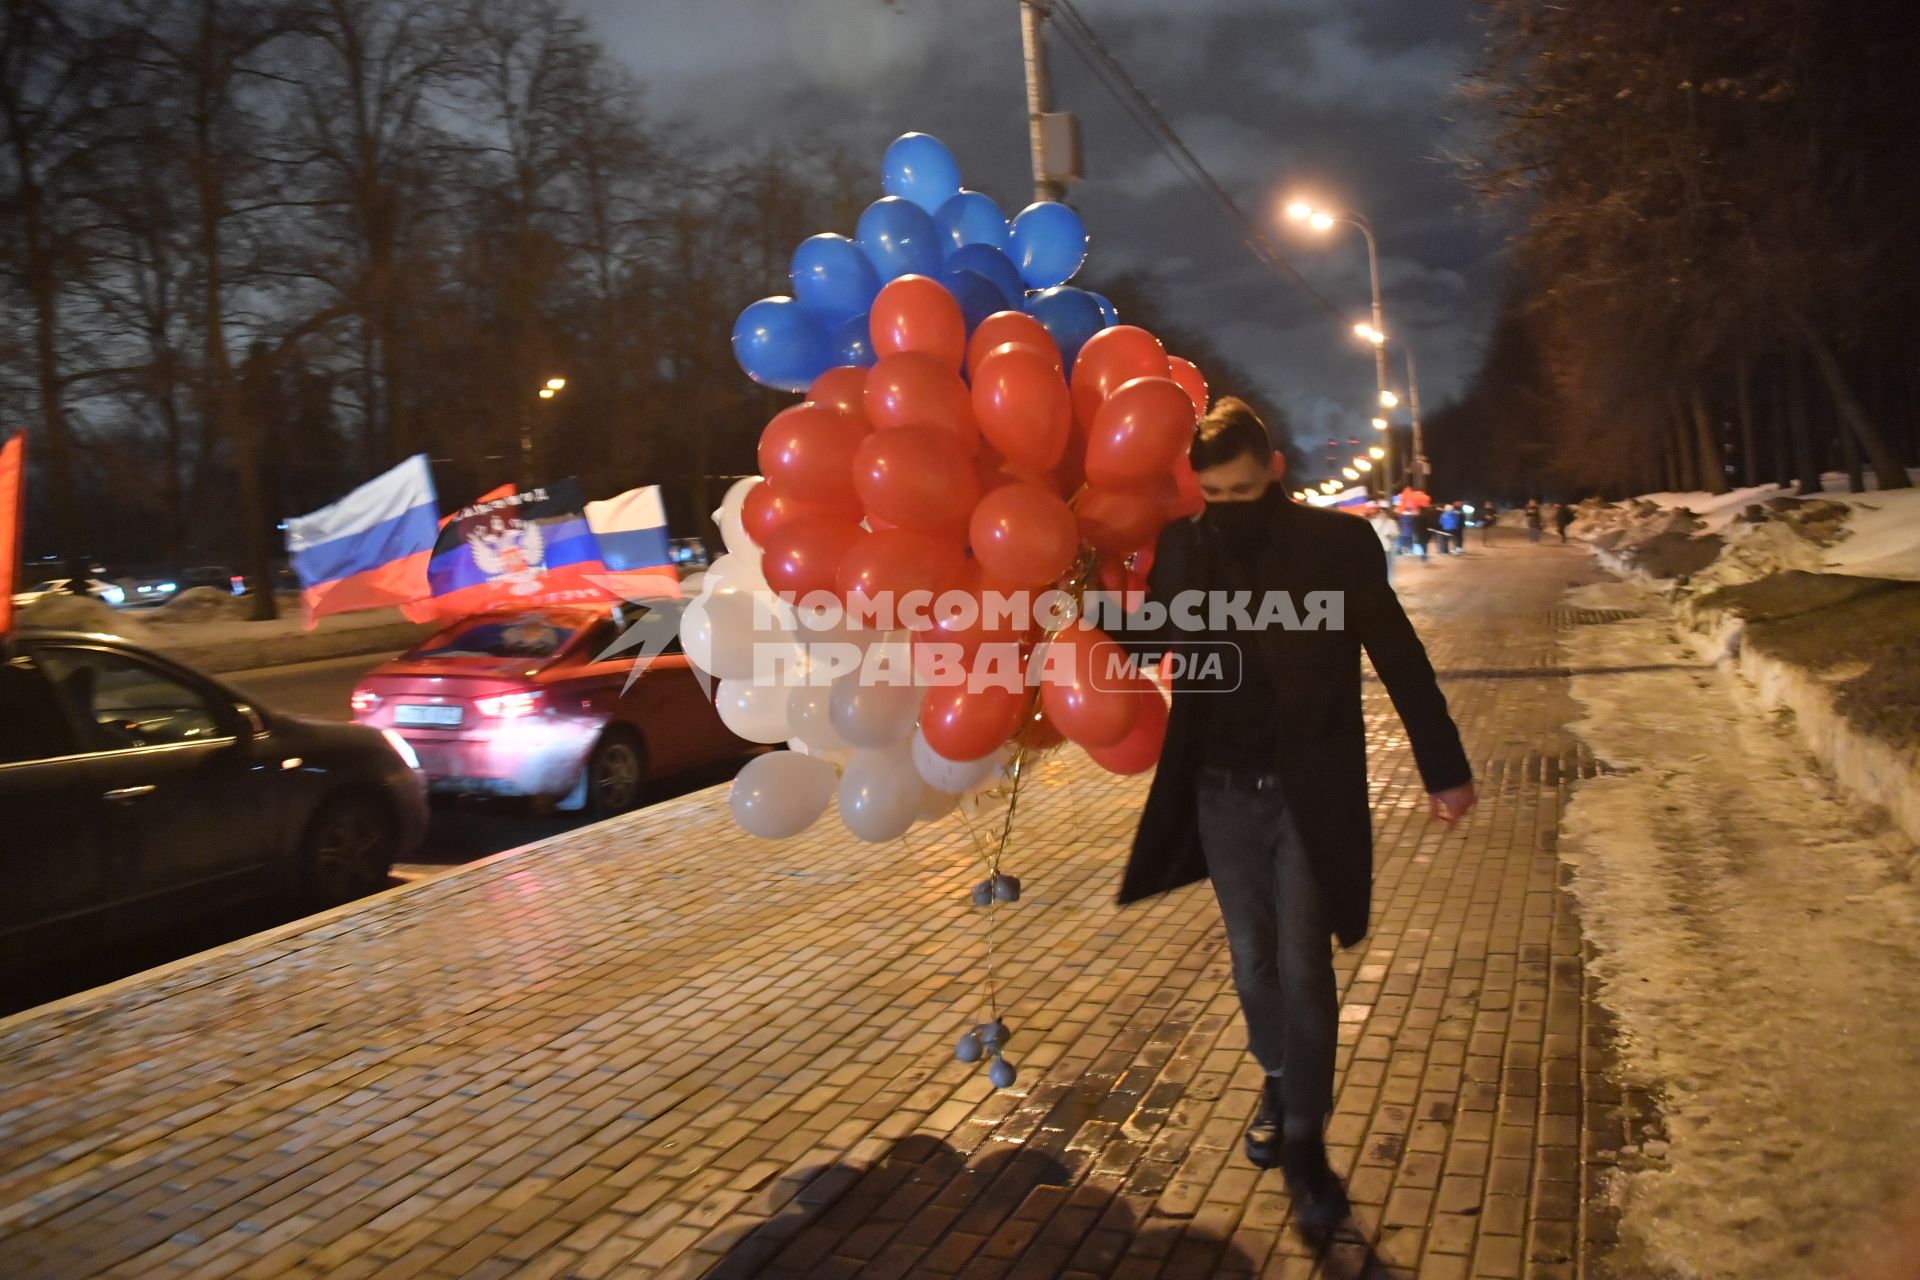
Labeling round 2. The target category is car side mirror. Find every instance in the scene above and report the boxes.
[230,701,268,738]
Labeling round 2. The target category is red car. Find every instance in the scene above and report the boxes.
[349,607,746,814]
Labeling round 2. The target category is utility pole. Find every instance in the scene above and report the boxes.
[1019,1,1065,202]
[1403,344,1425,489]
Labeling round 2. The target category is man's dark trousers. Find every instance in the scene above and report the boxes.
[1196,771,1338,1129]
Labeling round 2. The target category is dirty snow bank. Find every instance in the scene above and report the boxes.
[1570,477,1920,844]
[14,592,433,674]
[1559,579,1920,1279]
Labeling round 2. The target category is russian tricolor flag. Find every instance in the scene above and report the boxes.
[585,484,680,600]
[286,455,439,626]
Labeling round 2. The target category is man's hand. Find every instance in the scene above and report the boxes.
[1428,783,1477,829]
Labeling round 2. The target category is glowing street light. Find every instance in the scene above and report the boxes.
[1285,199,1314,223]
[1372,417,1389,431]
[537,387,556,400]
[1379,389,1399,408]
[545,376,567,391]
[1369,446,1386,459]
[1354,457,1373,472]
[1354,322,1385,347]
[1342,467,1359,481]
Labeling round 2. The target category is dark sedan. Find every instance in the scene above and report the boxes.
[0,629,427,982]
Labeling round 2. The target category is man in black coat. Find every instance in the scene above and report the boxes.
[1116,399,1475,1230]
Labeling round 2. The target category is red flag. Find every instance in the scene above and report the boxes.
[0,433,23,637]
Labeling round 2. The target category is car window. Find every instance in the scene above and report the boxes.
[33,647,228,750]
[412,615,580,659]
[0,659,80,764]
[581,606,683,662]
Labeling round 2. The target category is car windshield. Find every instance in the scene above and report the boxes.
[411,615,580,659]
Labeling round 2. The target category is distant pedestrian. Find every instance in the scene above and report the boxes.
[1438,503,1463,554]
[1367,502,1399,585]
[1396,508,1416,556]
[1525,500,1543,544]
[1415,504,1437,559]
[1555,503,1575,543]
[1482,500,1498,546]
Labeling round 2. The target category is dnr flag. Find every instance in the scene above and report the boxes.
[422,477,613,618]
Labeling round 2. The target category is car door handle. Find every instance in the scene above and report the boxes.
[102,785,156,803]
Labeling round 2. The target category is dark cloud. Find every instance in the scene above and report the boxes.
[580,0,1504,482]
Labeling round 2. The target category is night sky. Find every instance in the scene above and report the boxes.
[581,0,1504,483]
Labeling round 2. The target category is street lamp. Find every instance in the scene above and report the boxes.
[522,375,566,483]
[1354,323,1385,346]
[1371,417,1389,431]
[1369,446,1386,460]
[1354,457,1373,472]
[1378,389,1399,409]
[1288,197,1396,485]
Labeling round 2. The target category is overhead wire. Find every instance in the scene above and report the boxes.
[1045,0,1351,323]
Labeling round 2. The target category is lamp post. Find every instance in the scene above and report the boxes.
[1289,200,1399,487]
[522,377,566,486]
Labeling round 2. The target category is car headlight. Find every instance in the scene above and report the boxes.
[381,729,420,770]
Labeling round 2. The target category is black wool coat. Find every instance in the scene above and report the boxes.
[1116,495,1472,947]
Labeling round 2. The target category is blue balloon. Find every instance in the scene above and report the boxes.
[733,296,832,392]
[855,196,942,282]
[1023,286,1104,371]
[1009,201,1088,289]
[939,269,1003,333]
[945,243,1024,308]
[934,189,1009,255]
[881,132,962,214]
[830,313,876,368]
[1087,292,1119,327]
[791,233,880,326]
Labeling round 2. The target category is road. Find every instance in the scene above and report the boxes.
[3,644,747,1016]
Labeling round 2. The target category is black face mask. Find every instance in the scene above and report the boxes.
[1203,492,1271,550]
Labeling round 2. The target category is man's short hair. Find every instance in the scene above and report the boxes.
[1190,396,1274,471]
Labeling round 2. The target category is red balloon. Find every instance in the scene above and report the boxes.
[966,311,1060,380]
[1168,454,1206,518]
[972,345,1071,473]
[869,275,966,369]
[969,483,1080,590]
[915,561,1029,667]
[1166,355,1208,415]
[1084,377,1198,492]
[743,481,862,546]
[1039,624,1140,748]
[759,403,865,502]
[1086,683,1168,774]
[836,528,968,609]
[808,365,871,417]
[851,426,980,532]
[1070,325,1170,435]
[919,682,1027,762]
[1076,486,1167,554]
[864,352,978,451]
[1022,706,1067,752]
[761,517,861,599]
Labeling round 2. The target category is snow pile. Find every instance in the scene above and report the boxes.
[15,593,151,639]
[1559,581,1920,1280]
[147,586,253,624]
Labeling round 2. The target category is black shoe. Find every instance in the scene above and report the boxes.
[1244,1076,1284,1169]
[1281,1135,1350,1234]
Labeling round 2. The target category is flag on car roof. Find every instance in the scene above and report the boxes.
[286,455,440,628]
[0,433,24,637]
[418,477,616,618]
[584,484,679,601]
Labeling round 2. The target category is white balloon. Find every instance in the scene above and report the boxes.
[911,729,1009,794]
[787,683,851,753]
[715,475,761,525]
[918,784,959,822]
[786,736,852,768]
[838,747,924,843]
[706,550,765,593]
[716,678,794,744]
[729,750,836,839]
[680,588,797,680]
[827,674,920,748]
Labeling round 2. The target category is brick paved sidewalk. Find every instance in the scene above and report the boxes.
[0,536,1630,1280]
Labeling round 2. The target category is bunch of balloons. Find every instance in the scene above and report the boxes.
[701,131,1211,857]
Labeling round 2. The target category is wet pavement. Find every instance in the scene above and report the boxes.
[0,535,1630,1278]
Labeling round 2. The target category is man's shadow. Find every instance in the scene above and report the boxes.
[705,1132,1402,1278]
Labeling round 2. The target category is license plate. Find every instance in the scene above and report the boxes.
[395,703,463,727]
